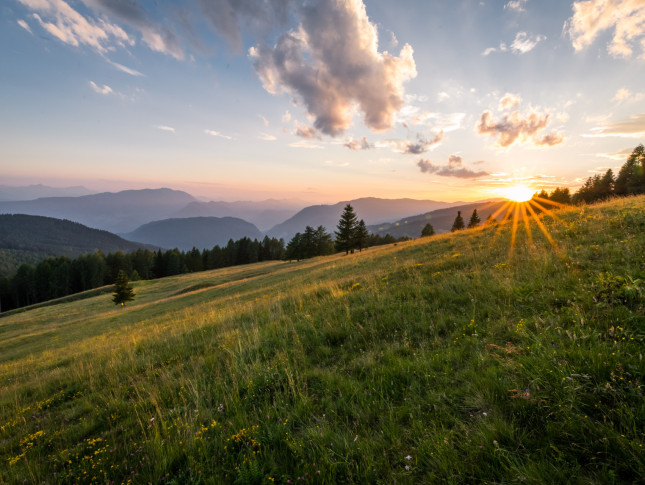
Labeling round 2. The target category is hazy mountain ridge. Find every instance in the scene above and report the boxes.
[368,200,507,238]
[122,216,263,251]
[0,184,95,201]
[175,199,306,231]
[266,197,475,241]
[0,188,198,233]
[0,214,152,277]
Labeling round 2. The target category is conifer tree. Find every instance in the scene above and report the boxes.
[451,211,465,232]
[421,223,435,237]
[355,219,370,252]
[335,204,358,254]
[467,209,481,228]
[112,269,134,306]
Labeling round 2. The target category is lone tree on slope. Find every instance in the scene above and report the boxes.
[421,223,435,237]
[467,209,481,228]
[112,269,135,306]
[451,211,465,232]
[335,203,359,254]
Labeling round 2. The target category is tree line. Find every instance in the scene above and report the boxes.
[0,235,285,312]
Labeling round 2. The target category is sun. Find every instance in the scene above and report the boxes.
[504,185,533,202]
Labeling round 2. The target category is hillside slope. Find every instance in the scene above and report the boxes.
[1,196,643,483]
[0,214,152,277]
[123,216,263,251]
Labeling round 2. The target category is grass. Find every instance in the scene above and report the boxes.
[0,196,643,484]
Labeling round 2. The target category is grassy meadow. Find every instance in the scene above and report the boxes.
[0,196,644,484]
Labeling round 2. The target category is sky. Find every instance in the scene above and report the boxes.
[1,0,644,203]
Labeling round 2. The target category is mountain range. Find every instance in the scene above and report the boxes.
[0,184,95,201]
[0,214,152,277]
[122,217,263,251]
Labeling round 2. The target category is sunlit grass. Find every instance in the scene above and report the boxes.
[0,196,644,483]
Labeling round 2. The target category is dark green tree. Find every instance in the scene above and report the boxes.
[335,204,358,254]
[615,144,645,195]
[355,220,370,252]
[421,223,435,237]
[286,232,304,261]
[112,269,135,306]
[549,187,571,205]
[467,209,481,228]
[451,211,465,232]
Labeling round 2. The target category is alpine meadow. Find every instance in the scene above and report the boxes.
[1,195,643,484]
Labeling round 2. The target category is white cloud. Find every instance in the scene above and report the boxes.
[511,32,545,54]
[19,0,132,54]
[204,129,232,139]
[89,80,112,95]
[505,0,528,12]
[155,125,175,133]
[323,160,350,167]
[250,0,417,136]
[498,93,521,111]
[566,0,645,58]
[17,19,33,34]
[612,88,644,103]
[258,115,269,127]
[586,113,645,138]
[344,137,373,151]
[477,95,564,148]
[258,132,277,141]
[282,110,292,123]
[417,155,489,179]
[108,60,144,77]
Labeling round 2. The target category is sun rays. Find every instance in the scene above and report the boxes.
[477,191,566,257]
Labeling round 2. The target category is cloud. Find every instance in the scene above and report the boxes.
[258,132,277,141]
[344,136,373,150]
[402,131,444,154]
[586,113,645,138]
[155,125,175,133]
[566,0,645,58]
[482,42,508,56]
[89,80,113,95]
[323,159,349,167]
[204,129,232,139]
[18,0,132,54]
[511,31,545,54]
[82,0,184,59]
[250,0,417,136]
[282,110,292,123]
[505,0,527,11]
[417,155,490,179]
[477,97,565,148]
[612,88,644,103]
[198,0,293,53]
[295,125,319,139]
[108,59,144,76]
[259,115,269,127]
[597,147,637,160]
[498,93,521,111]
[17,19,33,34]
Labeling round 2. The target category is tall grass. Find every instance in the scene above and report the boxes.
[0,196,643,484]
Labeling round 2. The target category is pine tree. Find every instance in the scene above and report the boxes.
[355,220,370,252]
[467,209,481,228]
[335,204,358,254]
[112,269,134,306]
[451,211,465,232]
[421,223,435,237]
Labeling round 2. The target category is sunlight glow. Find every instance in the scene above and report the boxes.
[504,185,534,202]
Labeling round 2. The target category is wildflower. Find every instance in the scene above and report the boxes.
[405,465,410,471]
[354,435,358,442]
[405,455,412,461]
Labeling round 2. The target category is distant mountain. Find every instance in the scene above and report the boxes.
[0,184,95,201]
[265,197,466,241]
[367,200,508,238]
[0,188,197,233]
[123,217,263,251]
[0,214,153,277]
[175,198,306,231]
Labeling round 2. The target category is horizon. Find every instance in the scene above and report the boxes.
[2,1,644,203]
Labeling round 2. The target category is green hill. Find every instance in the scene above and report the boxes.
[0,196,643,483]
[0,214,153,277]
